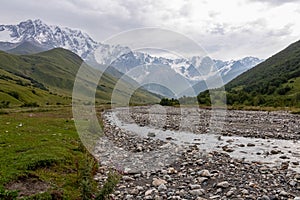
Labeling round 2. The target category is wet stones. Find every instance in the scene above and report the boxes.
[247,143,255,147]
[222,145,235,152]
[147,132,156,137]
[119,106,300,140]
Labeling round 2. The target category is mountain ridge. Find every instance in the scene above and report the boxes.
[0,19,263,97]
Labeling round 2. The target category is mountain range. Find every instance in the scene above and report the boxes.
[0,19,263,97]
[0,20,262,95]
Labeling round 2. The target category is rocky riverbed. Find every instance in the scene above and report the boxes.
[94,106,300,199]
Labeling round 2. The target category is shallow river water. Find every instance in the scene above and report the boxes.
[104,108,300,172]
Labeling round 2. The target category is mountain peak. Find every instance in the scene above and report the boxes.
[0,19,98,59]
[33,19,43,24]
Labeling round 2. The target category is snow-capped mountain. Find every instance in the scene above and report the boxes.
[107,51,263,84]
[0,19,98,59]
[0,19,263,97]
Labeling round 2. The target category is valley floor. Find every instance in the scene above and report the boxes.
[96,106,300,199]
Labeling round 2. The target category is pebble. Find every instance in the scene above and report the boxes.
[198,169,211,177]
[148,132,156,137]
[247,143,255,147]
[158,183,167,191]
[189,184,201,189]
[152,178,167,187]
[189,189,204,196]
[217,181,230,188]
[279,190,289,196]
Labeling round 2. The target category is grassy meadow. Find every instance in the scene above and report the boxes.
[0,107,99,199]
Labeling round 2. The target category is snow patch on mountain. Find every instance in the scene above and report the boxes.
[0,19,98,59]
[0,28,12,42]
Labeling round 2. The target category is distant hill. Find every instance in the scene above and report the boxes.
[0,68,70,107]
[198,40,300,107]
[7,41,47,55]
[0,48,160,107]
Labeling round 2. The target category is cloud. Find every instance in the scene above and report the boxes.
[267,24,294,37]
[0,0,299,60]
[248,0,300,6]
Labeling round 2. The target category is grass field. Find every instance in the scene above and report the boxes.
[0,106,100,199]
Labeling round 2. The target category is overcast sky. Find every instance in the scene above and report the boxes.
[1,0,300,60]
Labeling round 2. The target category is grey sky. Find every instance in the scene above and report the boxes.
[1,0,300,60]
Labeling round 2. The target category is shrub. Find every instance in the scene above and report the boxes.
[160,98,180,106]
[0,187,18,200]
[0,101,10,108]
[21,102,39,108]
[21,192,53,200]
[79,155,98,200]
[277,86,291,95]
[96,170,121,200]
[8,91,20,100]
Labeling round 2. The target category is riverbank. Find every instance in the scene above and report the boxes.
[95,106,300,199]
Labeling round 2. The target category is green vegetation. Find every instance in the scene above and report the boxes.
[0,49,159,106]
[0,107,121,199]
[96,170,121,200]
[0,108,87,199]
[224,39,300,107]
[198,40,300,108]
[0,68,70,107]
[159,98,180,106]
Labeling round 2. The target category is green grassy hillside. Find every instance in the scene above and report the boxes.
[225,39,300,107]
[197,40,300,108]
[0,49,159,107]
[0,68,70,107]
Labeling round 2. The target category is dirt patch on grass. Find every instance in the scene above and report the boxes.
[5,175,50,197]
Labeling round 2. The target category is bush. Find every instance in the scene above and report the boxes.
[78,154,98,200]
[21,192,53,200]
[159,98,180,106]
[197,90,211,106]
[8,91,20,100]
[0,187,18,200]
[21,102,39,108]
[26,158,58,170]
[0,101,10,108]
[96,170,121,200]
[277,86,291,95]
